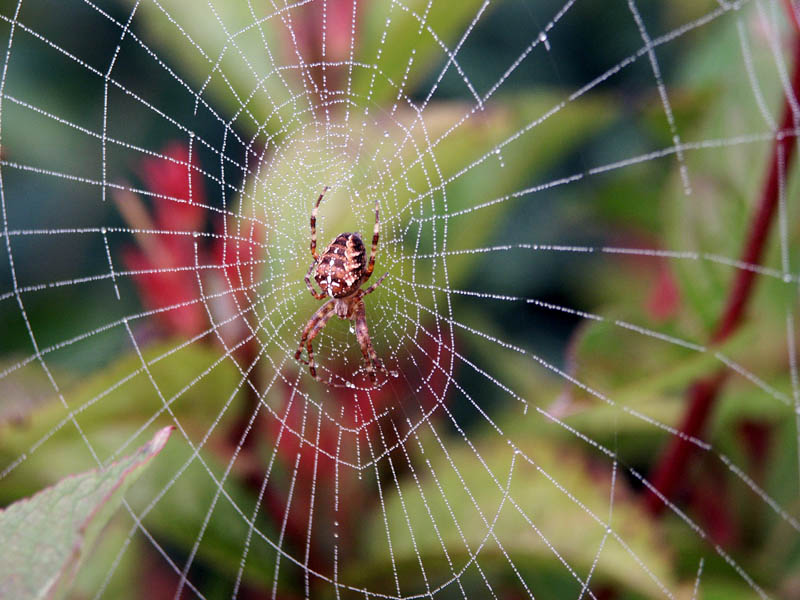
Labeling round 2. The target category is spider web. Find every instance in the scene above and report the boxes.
[0,0,798,598]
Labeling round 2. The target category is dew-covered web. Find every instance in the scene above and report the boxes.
[1,0,799,598]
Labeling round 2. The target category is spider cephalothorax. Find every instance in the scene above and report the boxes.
[295,187,389,382]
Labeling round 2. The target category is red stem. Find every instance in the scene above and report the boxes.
[645,33,800,515]
[784,0,800,37]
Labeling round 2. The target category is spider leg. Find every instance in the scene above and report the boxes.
[363,197,380,281]
[362,271,389,296]
[305,259,326,300]
[295,300,336,378]
[354,298,387,382]
[304,309,337,379]
[310,186,330,261]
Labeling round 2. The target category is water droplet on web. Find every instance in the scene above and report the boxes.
[384,131,390,138]
[539,32,551,51]
[345,380,356,389]
[100,226,107,235]
[349,325,355,334]
[495,148,505,168]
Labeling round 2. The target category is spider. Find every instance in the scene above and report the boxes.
[295,187,389,382]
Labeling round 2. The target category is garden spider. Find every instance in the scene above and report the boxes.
[295,187,389,382]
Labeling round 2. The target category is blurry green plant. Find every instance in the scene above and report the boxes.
[1,1,799,599]
[0,427,173,600]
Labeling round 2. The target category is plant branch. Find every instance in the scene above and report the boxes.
[784,0,800,37]
[645,31,800,515]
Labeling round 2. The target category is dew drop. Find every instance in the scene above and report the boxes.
[494,148,506,168]
[539,32,551,51]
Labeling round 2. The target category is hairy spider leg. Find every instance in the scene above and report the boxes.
[304,258,326,299]
[295,300,336,378]
[364,198,380,280]
[362,271,389,296]
[354,299,386,382]
[310,186,330,261]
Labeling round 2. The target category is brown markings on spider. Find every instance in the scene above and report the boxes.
[295,186,389,382]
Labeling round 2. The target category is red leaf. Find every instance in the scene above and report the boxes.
[140,141,206,232]
[123,242,207,338]
[646,264,681,322]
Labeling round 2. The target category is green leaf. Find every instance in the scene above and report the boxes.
[697,579,771,600]
[68,515,141,600]
[124,428,281,590]
[660,8,799,329]
[352,0,489,106]
[125,0,304,136]
[561,314,779,461]
[0,426,173,600]
[571,318,739,406]
[4,424,279,593]
[0,340,280,591]
[0,339,241,498]
[392,90,618,283]
[353,413,682,599]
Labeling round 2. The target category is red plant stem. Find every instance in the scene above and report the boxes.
[784,0,800,37]
[645,33,800,515]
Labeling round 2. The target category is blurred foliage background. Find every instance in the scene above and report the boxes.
[1,0,799,598]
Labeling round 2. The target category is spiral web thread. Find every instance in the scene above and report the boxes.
[0,0,798,598]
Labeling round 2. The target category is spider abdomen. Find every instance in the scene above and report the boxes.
[314,232,365,298]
